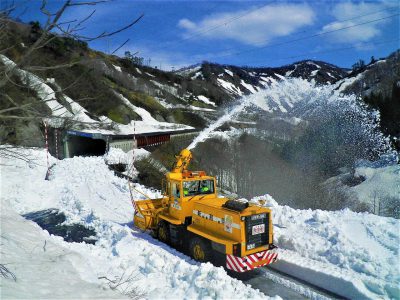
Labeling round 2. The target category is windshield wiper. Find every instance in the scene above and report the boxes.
[188,194,198,201]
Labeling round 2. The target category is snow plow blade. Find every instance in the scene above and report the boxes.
[226,249,278,272]
[133,198,164,230]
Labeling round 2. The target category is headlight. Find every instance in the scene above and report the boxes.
[247,243,255,250]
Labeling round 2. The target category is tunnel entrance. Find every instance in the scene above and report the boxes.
[65,134,106,158]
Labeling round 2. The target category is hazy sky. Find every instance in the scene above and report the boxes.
[10,0,400,70]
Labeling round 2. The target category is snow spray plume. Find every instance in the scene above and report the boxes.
[189,77,395,160]
[187,77,316,150]
[187,96,255,150]
[187,77,299,150]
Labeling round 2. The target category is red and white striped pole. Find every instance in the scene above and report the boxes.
[133,120,136,163]
[130,121,137,211]
[44,121,50,179]
[55,129,58,159]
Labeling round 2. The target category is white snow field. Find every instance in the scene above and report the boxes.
[1,206,124,299]
[352,163,400,206]
[251,195,400,300]
[1,148,399,299]
[1,148,274,300]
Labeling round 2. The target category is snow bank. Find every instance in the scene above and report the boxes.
[197,95,216,107]
[1,205,124,299]
[113,64,122,72]
[0,55,71,123]
[241,80,258,94]
[1,149,274,299]
[251,195,400,300]
[224,69,234,77]
[104,147,150,165]
[352,164,400,205]
[217,78,244,96]
[3,147,398,299]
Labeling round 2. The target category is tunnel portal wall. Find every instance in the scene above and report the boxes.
[65,135,106,158]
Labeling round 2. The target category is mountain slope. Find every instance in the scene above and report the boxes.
[338,51,400,146]
[1,18,398,149]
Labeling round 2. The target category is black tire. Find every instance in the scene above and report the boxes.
[157,221,170,244]
[189,237,213,262]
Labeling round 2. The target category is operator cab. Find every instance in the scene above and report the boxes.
[182,179,214,196]
[172,178,216,198]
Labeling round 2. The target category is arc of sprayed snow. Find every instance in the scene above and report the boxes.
[188,93,260,150]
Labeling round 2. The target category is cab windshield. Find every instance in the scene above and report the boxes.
[182,180,214,196]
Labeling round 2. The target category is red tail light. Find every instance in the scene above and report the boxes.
[232,243,241,256]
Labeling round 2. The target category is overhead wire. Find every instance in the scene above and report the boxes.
[139,1,223,45]
[212,12,400,60]
[200,5,399,56]
[242,37,400,66]
[147,0,276,53]
[160,36,399,71]
[141,2,399,69]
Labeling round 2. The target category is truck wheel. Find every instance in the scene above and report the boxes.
[189,237,213,262]
[157,221,170,244]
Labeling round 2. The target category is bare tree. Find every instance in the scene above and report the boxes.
[0,0,143,157]
[98,270,144,299]
[0,263,16,282]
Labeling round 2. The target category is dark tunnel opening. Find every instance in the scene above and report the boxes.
[67,135,106,157]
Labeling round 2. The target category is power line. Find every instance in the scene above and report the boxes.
[149,0,276,52]
[336,6,398,22]
[151,4,398,69]
[241,37,399,66]
[139,1,223,46]
[147,3,398,69]
[113,1,224,58]
[212,13,400,59]
[210,5,399,54]
[153,3,398,56]
[158,37,399,71]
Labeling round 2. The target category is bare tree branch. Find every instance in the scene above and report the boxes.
[0,0,143,161]
[25,61,81,71]
[111,38,130,55]
[63,13,144,41]
[69,0,109,6]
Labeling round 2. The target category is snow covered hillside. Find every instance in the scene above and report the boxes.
[2,148,399,299]
[2,19,398,151]
[177,60,347,99]
[0,54,192,136]
[323,156,400,216]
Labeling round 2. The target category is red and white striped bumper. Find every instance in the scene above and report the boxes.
[226,249,278,272]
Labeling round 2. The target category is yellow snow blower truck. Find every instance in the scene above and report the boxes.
[133,148,277,272]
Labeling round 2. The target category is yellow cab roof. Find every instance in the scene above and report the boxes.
[180,175,215,181]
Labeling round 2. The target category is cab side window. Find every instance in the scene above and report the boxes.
[182,180,214,196]
[172,183,179,197]
[200,180,214,194]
